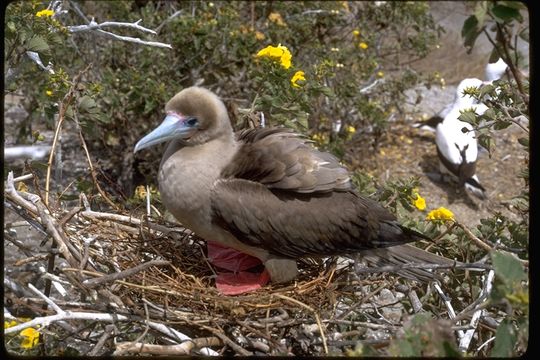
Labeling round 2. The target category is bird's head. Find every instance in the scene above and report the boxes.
[454,78,484,108]
[134,86,232,152]
[485,57,508,82]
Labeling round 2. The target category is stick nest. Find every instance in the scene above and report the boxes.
[4,171,494,356]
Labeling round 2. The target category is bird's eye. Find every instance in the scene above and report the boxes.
[186,118,198,127]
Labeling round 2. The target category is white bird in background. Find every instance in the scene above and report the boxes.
[485,57,509,82]
[414,58,508,132]
[435,78,488,199]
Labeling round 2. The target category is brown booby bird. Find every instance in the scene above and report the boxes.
[134,87,455,294]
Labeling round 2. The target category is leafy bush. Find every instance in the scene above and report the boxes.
[5,1,443,193]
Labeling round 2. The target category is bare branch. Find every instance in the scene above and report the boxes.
[155,10,183,33]
[354,261,492,275]
[82,259,171,289]
[275,293,328,354]
[458,269,495,352]
[26,51,55,74]
[5,301,217,356]
[88,324,116,356]
[79,209,189,236]
[359,79,383,94]
[45,66,89,207]
[5,171,39,215]
[114,338,221,356]
[90,29,172,48]
[68,19,157,35]
[4,145,52,161]
[28,283,64,314]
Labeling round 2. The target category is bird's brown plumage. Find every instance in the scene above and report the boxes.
[135,86,455,284]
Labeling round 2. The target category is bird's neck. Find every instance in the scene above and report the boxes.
[158,135,237,230]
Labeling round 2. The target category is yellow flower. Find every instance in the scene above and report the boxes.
[426,207,454,221]
[353,29,360,37]
[413,192,426,211]
[17,182,29,193]
[255,44,292,69]
[20,327,40,349]
[46,90,53,96]
[255,31,265,40]
[359,42,368,49]
[346,125,356,134]
[291,70,306,88]
[36,9,54,17]
[268,12,286,26]
[134,185,147,200]
[4,320,18,329]
[377,71,384,78]
[311,133,328,143]
[239,25,253,34]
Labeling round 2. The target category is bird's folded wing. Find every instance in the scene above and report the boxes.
[221,127,351,193]
[210,179,416,259]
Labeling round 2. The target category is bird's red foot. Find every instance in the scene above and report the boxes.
[207,241,270,295]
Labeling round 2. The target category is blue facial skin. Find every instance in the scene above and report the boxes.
[134,114,198,153]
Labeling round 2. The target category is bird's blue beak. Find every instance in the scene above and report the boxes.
[134,113,198,153]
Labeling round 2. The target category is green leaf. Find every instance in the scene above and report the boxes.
[474,2,488,29]
[491,318,517,357]
[26,35,50,53]
[518,28,529,43]
[479,83,495,97]
[517,137,529,148]
[458,110,478,125]
[7,21,16,33]
[482,107,496,119]
[491,250,526,285]
[494,120,511,130]
[497,1,526,10]
[76,179,94,192]
[59,194,80,201]
[64,105,75,119]
[491,4,522,23]
[478,133,493,155]
[462,15,480,52]
[79,95,97,112]
[488,47,503,63]
[30,161,49,172]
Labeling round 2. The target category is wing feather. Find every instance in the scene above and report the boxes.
[211,179,422,259]
[221,127,351,193]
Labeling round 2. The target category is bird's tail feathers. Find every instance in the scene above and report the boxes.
[399,224,432,242]
[357,244,470,282]
[465,178,487,199]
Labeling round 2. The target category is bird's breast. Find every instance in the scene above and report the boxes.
[158,138,238,233]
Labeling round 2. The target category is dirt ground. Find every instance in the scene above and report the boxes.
[340,1,530,229]
[344,117,527,229]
